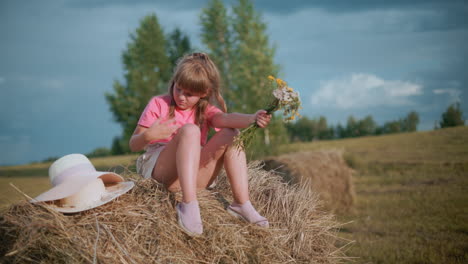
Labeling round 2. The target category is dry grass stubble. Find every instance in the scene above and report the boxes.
[1,162,345,263]
[264,150,355,213]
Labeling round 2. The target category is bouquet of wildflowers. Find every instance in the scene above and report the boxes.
[233,75,302,149]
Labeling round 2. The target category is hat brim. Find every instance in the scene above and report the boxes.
[44,181,135,213]
[30,172,124,203]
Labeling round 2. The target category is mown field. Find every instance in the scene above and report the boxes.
[1,126,467,263]
[280,126,468,263]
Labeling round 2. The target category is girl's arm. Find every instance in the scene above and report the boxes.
[129,126,151,152]
[211,110,271,129]
[129,118,179,152]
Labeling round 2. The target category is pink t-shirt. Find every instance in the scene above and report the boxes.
[137,95,223,146]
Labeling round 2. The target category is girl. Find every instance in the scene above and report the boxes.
[130,52,271,236]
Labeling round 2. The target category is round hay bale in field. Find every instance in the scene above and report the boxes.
[263,150,355,212]
[0,162,345,263]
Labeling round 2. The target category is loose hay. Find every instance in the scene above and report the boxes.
[1,162,345,263]
[263,150,355,213]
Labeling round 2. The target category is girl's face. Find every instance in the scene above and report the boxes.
[173,83,205,110]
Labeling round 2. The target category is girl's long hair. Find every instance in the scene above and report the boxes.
[168,52,227,127]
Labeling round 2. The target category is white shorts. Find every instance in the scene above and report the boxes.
[136,143,166,179]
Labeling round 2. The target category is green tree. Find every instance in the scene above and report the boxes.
[286,116,335,141]
[402,111,419,132]
[382,120,401,134]
[357,115,377,136]
[335,124,346,138]
[375,125,384,135]
[106,14,171,153]
[346,116,359,137]
[317,116,329,139]
[440,102,465,128]
[230,0,279,113]
[377,111,420,134]
[200,0,233,105]
[200,0,286,158]
[111,136,125,155]
[326,126,336,140]
[166,28,192,67]
[87,147,111,158]
[286,116,314,142]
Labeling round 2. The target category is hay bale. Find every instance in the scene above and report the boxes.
[263,150,355,212]
[0,162,345,263]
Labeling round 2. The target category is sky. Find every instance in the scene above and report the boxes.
[1,0,467,165]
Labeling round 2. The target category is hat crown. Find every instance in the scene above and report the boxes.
[61,178,106,209]
[49,154,95,185]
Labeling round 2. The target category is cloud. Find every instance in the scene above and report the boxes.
[433,88,462,102]
[311,73,423,109]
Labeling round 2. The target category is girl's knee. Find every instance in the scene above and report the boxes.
[179,124,201,138]
[219,128,239,138]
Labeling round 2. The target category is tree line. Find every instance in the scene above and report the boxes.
[286,111,420,142]
[286,103,464,142]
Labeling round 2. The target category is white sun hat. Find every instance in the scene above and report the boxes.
[30,153,134,213]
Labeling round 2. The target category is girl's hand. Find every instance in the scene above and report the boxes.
[145,118,179,141]
[255,110,272,128]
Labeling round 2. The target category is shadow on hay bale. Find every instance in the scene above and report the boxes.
[263,150,355,213]
[0,162,346,263]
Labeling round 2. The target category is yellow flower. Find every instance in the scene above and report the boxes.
[276,78,286,87]
[268,75,275,81]
[287,87,293,92]
[291,115,296,120]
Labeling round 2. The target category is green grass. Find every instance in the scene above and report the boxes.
[280,126,468,263]
[1,127,467,263]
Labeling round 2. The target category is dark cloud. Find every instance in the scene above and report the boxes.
[260,0,468,32]
[66,0,211,10]
[414,8,468,32]
[68,0,468,14]
[255,0,467,14]
[67,0,468,32]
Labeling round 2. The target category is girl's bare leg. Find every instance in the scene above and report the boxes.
[154,127,249,204]
[152,124,201,203]
[203,129,268,226]
[198,128,250,204]
[153,126,267,228]
[218,140,250,204]
[152,124,203,235]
